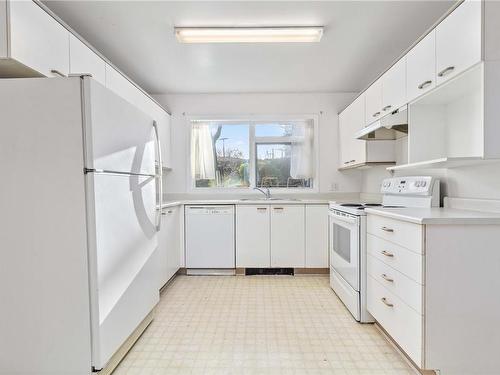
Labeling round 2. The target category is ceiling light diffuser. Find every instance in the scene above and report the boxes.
[174,27,324,44]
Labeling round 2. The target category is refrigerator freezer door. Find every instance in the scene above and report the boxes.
[83,78,156,175]
[86,172,159,369]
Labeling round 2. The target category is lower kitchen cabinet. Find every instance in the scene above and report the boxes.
[236,205,270,268]
[270,205,305,268]
[366,212,500,375]
[235,204,329,269]
[158,205,181,287]
[305,204,329,267]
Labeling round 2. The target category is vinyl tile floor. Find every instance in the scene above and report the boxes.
[113,275,416,375]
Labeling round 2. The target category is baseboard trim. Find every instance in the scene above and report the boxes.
[95,309,155,375]
[294,267,329,275]
[374,323,435,375]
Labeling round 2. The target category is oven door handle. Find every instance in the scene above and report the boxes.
[329,213,358,226]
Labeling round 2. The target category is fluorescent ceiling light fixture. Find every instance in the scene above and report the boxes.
[174,27,324,43]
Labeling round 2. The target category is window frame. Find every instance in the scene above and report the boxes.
[186,114,320,193]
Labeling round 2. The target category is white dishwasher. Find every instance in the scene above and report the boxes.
[185,205,235,274]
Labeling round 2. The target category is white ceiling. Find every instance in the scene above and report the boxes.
[43,1,455,95]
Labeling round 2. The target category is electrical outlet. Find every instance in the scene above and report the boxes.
[331,183,339,191]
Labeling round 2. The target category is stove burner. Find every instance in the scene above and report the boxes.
[340,203,363,207]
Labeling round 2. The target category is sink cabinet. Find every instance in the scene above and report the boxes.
[235,204,329,269]
[270,205,305,267]
[236,205,271,268]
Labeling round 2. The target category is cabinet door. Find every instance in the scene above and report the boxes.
[348,94,367,166]
[406,30,436,102]
[436,0,481,84]
[165,206,180,282]
[236,205,270,267]
[381,58,406,114]
[338,110,352,167]
[365,79,383,125]
[270,205,305,268]
[105,64,144,108]
[69,34,106,86]
[9,0,69,77]
[305,205,329,268]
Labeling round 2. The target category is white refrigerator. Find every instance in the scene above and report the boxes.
[0,76,161,374]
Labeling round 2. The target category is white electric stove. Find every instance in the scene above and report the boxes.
[328,176,439,322]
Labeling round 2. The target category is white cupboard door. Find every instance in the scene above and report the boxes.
[305,205,329,268]
[165,206,180,281]
[271,205,305,268]
[436,0,482,84]
[381,58,406,114]
[406,30,436,102]
[69,34,106,85]
[338,111,351,167]
[9,0,69,77]
[236,205,270,267]
[339,94,366,168]
[105,64,143,109]
[365,79,383,125]
[349,94,367,166]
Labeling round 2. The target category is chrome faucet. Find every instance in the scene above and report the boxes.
[254,187,271,199]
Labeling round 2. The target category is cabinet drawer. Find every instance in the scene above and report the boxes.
[367,215,423,253]
[367,254,422,314]
[367,275,423,366]
[367,234,423,284]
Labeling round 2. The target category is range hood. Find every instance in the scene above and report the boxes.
[355,105,408,140]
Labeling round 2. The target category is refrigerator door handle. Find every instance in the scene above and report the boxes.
[84,168,156,178]
[153,121,163,232]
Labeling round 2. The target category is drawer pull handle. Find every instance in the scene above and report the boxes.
[372,111,381,118]
[381,226,394,232]
[381,297,394,307]
[382,105,392,111]
[418,80,432,90]
[438,66,455,77]
[274,207,284,210]
[161,210,173,215]
[381,250,394,257]
[381,274,394,282]
[257,207,267,211]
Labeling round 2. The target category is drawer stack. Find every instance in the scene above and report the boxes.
[366,215,424,366]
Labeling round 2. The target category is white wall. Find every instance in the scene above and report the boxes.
[155,92,363,195]
[361,162,500,200]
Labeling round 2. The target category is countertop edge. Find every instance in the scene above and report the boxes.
[364,207,500,225]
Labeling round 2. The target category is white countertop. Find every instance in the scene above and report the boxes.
[161,199,330,208]
[364,206,500,225]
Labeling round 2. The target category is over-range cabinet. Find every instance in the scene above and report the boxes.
[0,77,162,374]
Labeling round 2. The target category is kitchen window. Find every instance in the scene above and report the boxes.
[190,118,315,189]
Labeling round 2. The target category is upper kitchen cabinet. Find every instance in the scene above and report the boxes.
[339,93,366,168]
[2,0,69,78]
[381,58,406,114]
[435,0,481,85]
[407,30,436,102]
[338,93,396,170]
[69,34,106,86]
[364,79,382,126]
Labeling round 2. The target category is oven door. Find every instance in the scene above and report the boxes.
[329,210,360,291]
